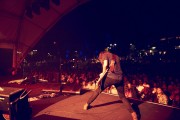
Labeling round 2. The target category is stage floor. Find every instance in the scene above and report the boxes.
[1,78,180,120]
[33,91,180,120]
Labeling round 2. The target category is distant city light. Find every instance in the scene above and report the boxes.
[48,53,52,57]
[145,52,148,56]
[107,47,111,50]
[159,51,167,55]
[175,45,180,49]
[109,43,117,47]
[163,51,166,54]
[151,47,156,50]
[160,38,166,41]
[160,36,179,41]
[17,51,22,54]
[175,36,180,39]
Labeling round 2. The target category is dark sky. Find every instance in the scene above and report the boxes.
[37,0,180,57]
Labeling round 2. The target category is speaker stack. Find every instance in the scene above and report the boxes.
[0,87,31,120]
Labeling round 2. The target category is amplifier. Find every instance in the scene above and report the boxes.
[0,87,31,120]
[0,87,25,112]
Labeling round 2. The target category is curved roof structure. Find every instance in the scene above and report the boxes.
[0,0,89,71]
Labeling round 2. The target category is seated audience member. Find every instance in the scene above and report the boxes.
[151,87,157,102]
[161,81,170,97]
[150,82,158,101]
[67,75,74,84]
[141,80,151,101]
[124,76,132,98]
[131,79,138,98]
[136,79,144,99]
[80,73,88,86]
[156,88,168,105]
[170,87,180,107]
[60,74,67,83]
[172,94,180,108]
[167,81,176,95]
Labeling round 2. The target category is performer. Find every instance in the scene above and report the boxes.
[83,48,137,120]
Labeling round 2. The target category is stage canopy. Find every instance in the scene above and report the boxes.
[0,0,89,72]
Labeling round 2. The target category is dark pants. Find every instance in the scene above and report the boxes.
[87,77,134,113]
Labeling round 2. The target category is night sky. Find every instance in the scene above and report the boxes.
[36,0,180,57]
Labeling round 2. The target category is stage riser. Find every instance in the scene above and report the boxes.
[61,84,81,95]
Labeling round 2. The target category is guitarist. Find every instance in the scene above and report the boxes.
[83,48,137,120]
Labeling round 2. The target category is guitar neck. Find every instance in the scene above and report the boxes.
[98,68,109,81]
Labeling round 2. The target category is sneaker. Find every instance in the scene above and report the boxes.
[83,103,90,110]
[131,112,138,120]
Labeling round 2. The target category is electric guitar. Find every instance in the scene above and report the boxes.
[96,68,109,87]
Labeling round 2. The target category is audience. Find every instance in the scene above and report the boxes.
[156,87,168,105]
[20,63,179,108]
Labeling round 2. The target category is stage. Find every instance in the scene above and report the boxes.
[33,91,180,120]
[1,79,180,120]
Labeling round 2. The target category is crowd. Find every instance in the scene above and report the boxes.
[27,63,179,108]
[122,73,180,108]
